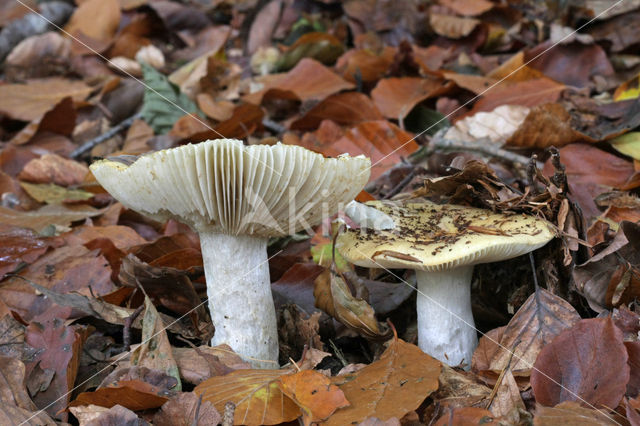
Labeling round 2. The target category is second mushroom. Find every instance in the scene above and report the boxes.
[336,201,554,367]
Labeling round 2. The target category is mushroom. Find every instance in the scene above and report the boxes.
[90,139,370,368]
[336,201,554,367]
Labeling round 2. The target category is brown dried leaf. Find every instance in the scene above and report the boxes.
[154,392,221,426]
[0,404,56,425]
[508,103,595,148]
[72,404,145,426]
[172,345,250,385]
[371,77,447,120]
[439,0,493,16]
[626,341,640,398]
[0,78,92,121]
[488,370,525,422]
[64,225,147,251]
[472,288,580,376]
[327,337,441,425]
[533,401,618,425]
[70,380,169,411]
[531,317,629,409]
[0,356,36,410]
[9,97,76,145]
[291,92,383,130]
[429,14,479,38]
[336,47,395,83]
[314,269,391,340]
[194,368,301,425]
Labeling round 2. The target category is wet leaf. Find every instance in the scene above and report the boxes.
[0,224,53,279]
[472,288,581,377]
[314,268,391,340]
[327,337,441,425]
[531,317,629,409]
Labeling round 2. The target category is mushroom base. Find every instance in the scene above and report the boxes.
[200,232,279,369]
[416,266,477,369]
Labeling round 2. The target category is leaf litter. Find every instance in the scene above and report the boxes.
[0,0,640,424]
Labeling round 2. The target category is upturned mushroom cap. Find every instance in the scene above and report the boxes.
[90,139,370,236]
[337,201,555,271]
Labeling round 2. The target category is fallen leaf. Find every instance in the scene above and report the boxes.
[276,32,344,71]
[430,14,479,38]
[468,78,565,116]
[24,319,84,420]
[18,154,87,186]
[20,182,94,204]
[472,288,581,377]
[194,368,301,425]
[335,47,395,83]
[526,41,613,87]
[0,404,56,425]
[445,104,530,145]
[212,103,264,140]
[0,224,53,279]
[626,341,640,398]
[64,225,147,251]
[9,97,76,145]
[314,268,391,340]
[279,369,350,422]
[327,337,441,425]
[299,120,418,181]
[244,58,354,105]
[613,74,640,101]
[0,356,37,410]
[434,407,495,425]
[0,78,92,121]
[64,0,121,53]
[0,204,106,234]
[71,379,169,411]
[196,94,234,122]
[533,401,619,425]
[488,370,525,422]
[154,392,221,426]
[172,345,251,385]
[531,317,629,409]
[432,364,491,409]
[131,296,182,391]
[507,103,594,148]
[271,262,324,315]
[439,0,493,16]
[291,92,383,130]
[610,131,640,160]
[71,404,143,426]
[371,77,447,120]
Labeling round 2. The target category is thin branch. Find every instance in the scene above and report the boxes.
[71,112,143,159]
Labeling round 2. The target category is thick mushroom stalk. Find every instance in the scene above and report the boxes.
[200,233,276,368]
[337,201,555,368]
[416,267,475,366]
[90,139,370,368]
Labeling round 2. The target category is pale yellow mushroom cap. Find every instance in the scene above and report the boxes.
[336,201,555,272]
[90,139,370,236]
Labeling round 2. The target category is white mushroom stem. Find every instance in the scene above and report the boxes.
[199,232,279,369]
[416,266,477,368]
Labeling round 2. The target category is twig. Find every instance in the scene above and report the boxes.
[71,112,143,159]
[123,304,144,351]
[428,135,543,168]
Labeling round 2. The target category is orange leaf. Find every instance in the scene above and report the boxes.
[70,380,169,411]
[64,0,121,53]
[279,370,349,423]
[371,77,448,120]
[336,47,395,83]
[438,0,493,16]
[194,369,301,425]
[327,338,441,425]
[244,58,354,105]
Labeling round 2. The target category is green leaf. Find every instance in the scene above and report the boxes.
[610,131,640,161]
[140,62,202,134]
[404,105,450,136]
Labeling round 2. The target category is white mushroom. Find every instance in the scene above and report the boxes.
[91,139,370,368]
[336,201,555,368]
